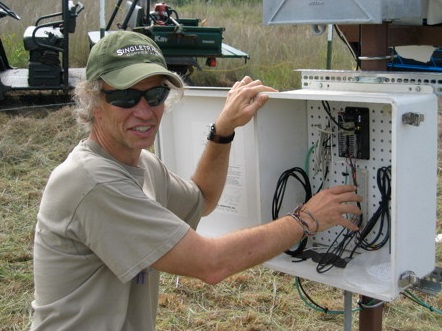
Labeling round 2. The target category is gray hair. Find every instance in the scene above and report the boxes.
[72,78,185,132]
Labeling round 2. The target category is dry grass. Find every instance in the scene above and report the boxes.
[0,105,85,330]
[0,100,441,331]
[0,1,442,330]
[1,0,355,90]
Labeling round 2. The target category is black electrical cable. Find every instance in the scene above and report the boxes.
[321,101,354,132]
[272,167,312,257]
[296,277,331,313]
[314,132,331,194]
[316,227,357,273]
[333,25,361,70]
[316,165,391,272]
[290,103,390,272]
[272,167,312,218]
[295,277,374,314]
[315,152,363,273]
[350,166,391,257]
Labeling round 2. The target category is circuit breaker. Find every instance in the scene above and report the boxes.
[337,106,370,159]
[157,70,439,302]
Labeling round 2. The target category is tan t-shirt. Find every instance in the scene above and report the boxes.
[31,139,203,331]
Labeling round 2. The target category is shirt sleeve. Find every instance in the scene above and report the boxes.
[139,151,204,229]
[71,178,191,284]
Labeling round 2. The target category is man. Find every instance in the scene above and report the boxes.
[31,31,361,330]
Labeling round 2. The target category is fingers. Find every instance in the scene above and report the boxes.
[338,217,360,232]
[233,76,278,94]
[321,185,362,204]
[335,203,362,231]
[232,77,251,89]
[235,81,277,110]
[234,76,253,87]
[339,203,362,216]
[302,184,363,233]
[219,77,278,131]
[337,191,363,204]
[326,184,357,195]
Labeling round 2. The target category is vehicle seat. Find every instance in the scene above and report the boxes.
[23,26,64,51]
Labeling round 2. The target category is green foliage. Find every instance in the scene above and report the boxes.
[172,2,355,90]
[0,1,441,331]
[0,0,355,85]
[1,34,27,68]
[172,0,261,6]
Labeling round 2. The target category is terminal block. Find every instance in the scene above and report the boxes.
[338,107,370,160]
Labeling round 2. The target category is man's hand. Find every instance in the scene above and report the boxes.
[301,185,363,233]
[214,76,278,136]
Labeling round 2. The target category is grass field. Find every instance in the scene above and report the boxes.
[1,1,442,330]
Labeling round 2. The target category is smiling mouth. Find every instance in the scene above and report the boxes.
[132,126,151,133]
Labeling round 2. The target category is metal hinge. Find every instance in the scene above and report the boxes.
[399,271,420,288]
[412,267,442,296]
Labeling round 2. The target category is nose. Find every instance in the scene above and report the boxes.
[132,97,155,119]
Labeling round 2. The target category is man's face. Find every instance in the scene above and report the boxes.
[92,76,166,165]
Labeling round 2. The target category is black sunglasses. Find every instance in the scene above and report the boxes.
[101,86,170,108]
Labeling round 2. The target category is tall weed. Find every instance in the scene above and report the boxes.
[0,0,354,89]
[1,2,439,331]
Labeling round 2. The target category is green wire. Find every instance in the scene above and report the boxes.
[305,145,315,176]
[295,277,362,314]
[403,290,442,315]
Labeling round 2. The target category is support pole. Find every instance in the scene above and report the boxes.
[358,24,389,71]
[359,296,384,331]
[326,24,333,69]
[100,0,105,38]
[344,291,353,331]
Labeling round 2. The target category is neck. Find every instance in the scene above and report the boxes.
[88,132,141,167]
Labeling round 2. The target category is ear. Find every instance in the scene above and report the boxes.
[93,103,105,120]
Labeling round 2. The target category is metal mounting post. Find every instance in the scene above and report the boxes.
[344,291,353,331]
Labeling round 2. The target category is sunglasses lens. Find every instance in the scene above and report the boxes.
[105,89,141,108]
[102,86,170,108]
[144,86,170,106]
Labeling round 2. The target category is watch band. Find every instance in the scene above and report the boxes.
[207,123,235,144]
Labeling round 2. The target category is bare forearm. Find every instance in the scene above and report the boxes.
[153,185,362,285]
[191,77,277,215]
[207,215,303,283]
[192,140,232,215]
[154,215,304,285]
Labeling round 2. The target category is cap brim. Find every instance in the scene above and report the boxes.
[101,62,183,89]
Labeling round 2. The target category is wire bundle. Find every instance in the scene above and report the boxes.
[291,101,441,318]
[271,167,312,257]
[352,166,391,254]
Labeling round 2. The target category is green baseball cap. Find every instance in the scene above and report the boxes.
[86,30,183,89]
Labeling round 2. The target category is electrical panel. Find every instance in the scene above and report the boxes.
[157,71,439,302]
[337,106,370,160]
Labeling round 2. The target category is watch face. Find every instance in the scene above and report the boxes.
[208,123,216,140]
[207,123,234,144]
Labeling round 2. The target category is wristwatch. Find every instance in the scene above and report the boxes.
[207,123,235,144]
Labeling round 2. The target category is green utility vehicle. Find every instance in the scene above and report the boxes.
[0,0,248,102]
[88,0,249,80]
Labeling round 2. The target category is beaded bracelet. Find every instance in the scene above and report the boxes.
[287,204,319,238]
[287,212,316,240]
[300,209,320,234]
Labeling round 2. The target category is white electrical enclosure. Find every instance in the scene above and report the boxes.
[263,0,425,25]
[157,71,439,301]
